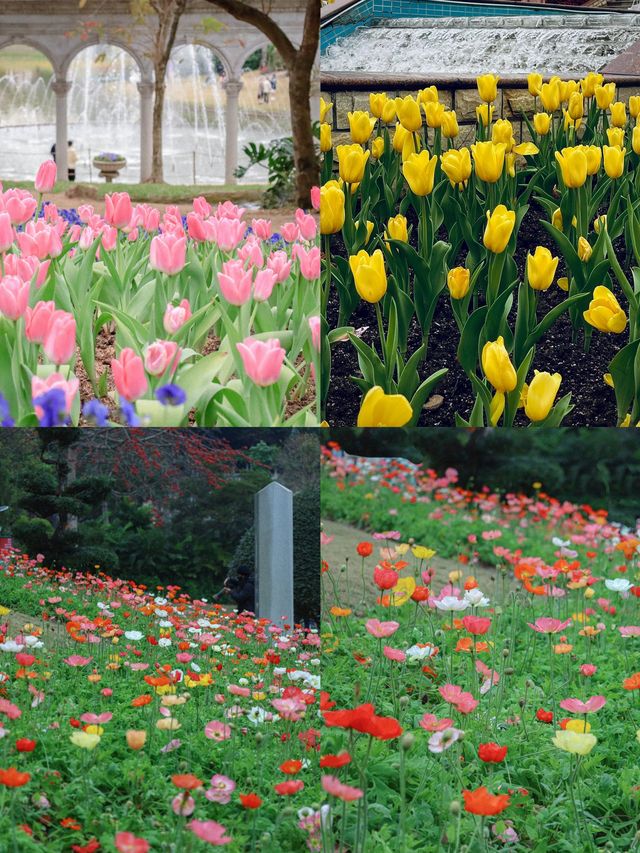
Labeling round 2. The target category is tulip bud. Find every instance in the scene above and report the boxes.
[423,101,445,129]
[629,96,640,118]
[568,92,584,121]
[595,83,616,110]
[606,127,624,149]
[551,208,563,230]
[527,246,559,291]
[610,101,627,127]
[477,73,499,103]
[385,214,408,244]
[320,182,345,236]
[483,205,516,254]
[347,110,376,145]
[539,81,560,113]
[441,148,472,189]
[336,144,370,184]
[371,136,384,160]
[320,123,332,152]
[476,104,494,127]
[577,237,592,263]
[395,95,422,132]
[555,147,587,188]
[525,370,562,422]
[441,110,459,138]
[472,141,506,183]
[533,112,551,136]
[528,73,542,97]
[349,249,387,303]
[447,267,470,299]
[603,145,625,179]
[634,126,640,156]
[402,150,437,196]
[369,92,387,119]
[481,336,517,393]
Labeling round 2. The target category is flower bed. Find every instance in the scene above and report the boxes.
[0,548,321,850]
[0,163,320,427]
[320,445,640,850]
[320,72,640,427]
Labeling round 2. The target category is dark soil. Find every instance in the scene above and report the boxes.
[326,201,625,427]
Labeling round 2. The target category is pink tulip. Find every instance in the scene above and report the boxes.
[133,203,160,232]
[310,185,320,210]
[43,310,76,365]
[100,226,118,253]
[559,695,606,714]
[216,201,245,220]
[193,196,211,218]
[365,618,399,638]
[163,299,192,334]
[280,222,299,242]
[24,300,57,343]
[309,316,320,351]
[34,160,57,193]
[150,232,187,275]
[236,337,285,386]
[215,217,246,251]
[0,275,29,320]
[77,204,95,222]
[43,203,60,224]
[0,212,14,252]
[144,340,181,377]
[294,245,320,280]
[295,208,317,241]
[104,192,133,229]
[253,268,277,302]
[251,218,272,240]
[218,259,252,305]
[79,227,96,250]
[187,213,208,242]
[16,221,62,259]
[112,348,148,401]
[1,188,37,224]
[238,236,264,268]
[32,374,79,417]
[267,250,292,282]
[127,227,139,242]
[68,224,82,243]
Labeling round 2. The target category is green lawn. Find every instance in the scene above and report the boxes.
[12,180,266,204]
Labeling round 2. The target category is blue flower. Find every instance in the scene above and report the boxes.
[0,394,14,427]
[119,400,140,427]
[33,388,69,427]
[155,384,186,406]
[82,399,109,426]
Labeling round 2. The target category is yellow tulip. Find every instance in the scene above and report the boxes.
[392,124,416,159]
[505,152,516,179]
[347,111,376,144]
[320,97,332,123]
[319,182,345,235]
[552,730,597,756]
[578,237,592,262]
[595,83,615,110]
[603,145,625,179]
[525,370,562,421]
[441,147,472,188]
[381,99,397,124]
[386,214,408,243]
[557,276,569,292]
[483,205,516,254]
[528,73,543,96]
[403,150,437,196]
[355,219,374,244]
[492,119,514,149]
[551,208,563,230]
[447,266,470,299]
[490,391,505,426]
[533,112,551,135]
[633,126,640,156]
[583,285,627,333]
[629,96,640,119]
[371,136,384,160]
[395,95,422,132]
[369,92,388,119]
[584,145,601,175]
[513,142,539,157]
[606,127,625,149]
[423,101,445,128]
[594,214,607,233]
[563,110,581,133]
[472,141,506,183]
[357,386,413,427]
[441,110,459,138]
[476,104,494,126]
[418,86,439,105]
[527,246,559,291]
[539,81,560,112]
[482,336,517,393]
[555,147,587,188]
[320,123,332,153]
[581,72,603,98]
[610,101,627,127]
[559,80,578,104]
[477,73,499,103]
[568,92,584,121]
[349,249,387,303]
[336,143,370,184]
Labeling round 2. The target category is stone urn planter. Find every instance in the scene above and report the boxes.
[93,153,126,183]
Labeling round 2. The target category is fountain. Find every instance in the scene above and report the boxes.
[0,43,290,185]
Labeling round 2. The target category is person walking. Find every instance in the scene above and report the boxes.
[67,140,77,182]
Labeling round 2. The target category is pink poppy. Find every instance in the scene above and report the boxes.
[383,646,406,663]
[527,617,572,634]
[114,832,150,853]
[187,820,232,846]
[204,721,232,741]
[428,727,464,753]
[63,655,92,667]
[321,775,363,801]
[418,713,454,732]
[365,619,400,639]
[559,695,606,714]
[172,794,196,816]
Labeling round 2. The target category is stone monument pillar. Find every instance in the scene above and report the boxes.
[52,79,72,180]
[254,482,294,627]
[137,81,154,182]
[224,78,243,185]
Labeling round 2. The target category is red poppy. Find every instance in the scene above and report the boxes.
[239,793,262,809]
[478,742,507,763]
[171,773,203,790]
[279,760,303,775]
[411,586,430,602]
[60,818,82,830]
[15,653,36,667]
[131,694,153,708]
[320,752,351,769]
[72,841,101,853]
[323,702,402,740]
[0,767,31,787]
[15,738,36,753]
[536,708,553,723]
[463,786,510,816]
[274,780,304,795]
[357,542,373,557]
[623,673,640,691]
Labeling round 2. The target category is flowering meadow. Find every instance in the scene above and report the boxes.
[0,162,320,427]
[320,444,640,851]
[0,547,322,851]
[320,72,640,427]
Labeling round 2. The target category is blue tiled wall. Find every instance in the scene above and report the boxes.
[321,0,566,52]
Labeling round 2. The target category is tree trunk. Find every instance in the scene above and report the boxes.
[150,68,167,182]
[288,61,317,208]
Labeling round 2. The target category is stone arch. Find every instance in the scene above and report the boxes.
[59,38,152,83]
[172,36,234,80]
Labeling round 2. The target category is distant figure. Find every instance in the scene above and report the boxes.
[67,140,77,182]
[270,73,277,91]
[224,565,255,613]
[50,143,56,163]
[258,76,271,104]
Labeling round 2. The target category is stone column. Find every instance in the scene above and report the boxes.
[254,482,294,627]
[224,78,243,185]
[52,79,72,181]
[137,81,154,182]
